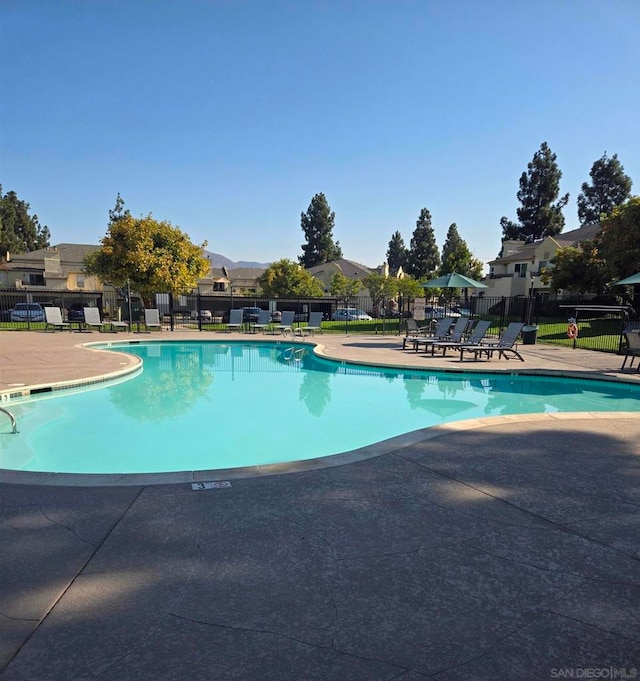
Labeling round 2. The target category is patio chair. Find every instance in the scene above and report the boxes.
[44,307,71,332]
[226,308,243,332]
[109,318,129,332]
[273,311,295,335]
[403,316,453,350]
[621,331,640,372]
[414,317,471,353]
[143,308,163,332]
[459,322,525,362]
[405,318,431,336]
[295,311,323,336]
[83,307,110,332]
[250,309,273,333]
[431,320,492,357]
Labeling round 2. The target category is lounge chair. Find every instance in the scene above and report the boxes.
[44,307,71,332]
[295,311,323,336]
[431,320,492,356]
[621,331,640,372]
[405,318,431,336]
[226,309,244,332]
[250,309,273,333]
[143,308,163,332]
[414,317,471,353]
[273,311,295,335]
[459,322,525,362]
[403,317,453,350]
[110,318,129,332]
[83,307,110,332]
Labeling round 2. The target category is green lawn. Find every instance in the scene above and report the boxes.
[536,318,625,353]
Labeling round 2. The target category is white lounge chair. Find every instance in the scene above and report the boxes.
[44,307,71,332]
[251,309,273,333]
[226,309,243,332]
[295,311,323,336]
[83,307,110,332]
[273,311,295,335]
[143,308,162,332]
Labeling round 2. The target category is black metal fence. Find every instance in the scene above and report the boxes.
[1,288,638,354]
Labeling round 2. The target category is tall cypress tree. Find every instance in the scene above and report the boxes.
[0,186,51,257]
[406,208,440,279]
[500,142,569,243]
[441,223,463,267]
[577,153,632,225]
[386,230,408,271]
[299,193,342,268]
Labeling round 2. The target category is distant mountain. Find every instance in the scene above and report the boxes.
[204,250,271,270]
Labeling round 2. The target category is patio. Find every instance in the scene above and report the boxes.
[1,331,639,680]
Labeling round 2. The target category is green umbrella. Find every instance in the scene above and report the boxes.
[421,273,488,289]
[613,272,640,286]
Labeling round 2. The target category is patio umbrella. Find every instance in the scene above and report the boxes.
[613,272,640,286]
[421,273,488,289]
[421,272,487,312]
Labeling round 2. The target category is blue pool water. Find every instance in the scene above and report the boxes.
[1,340,640,475]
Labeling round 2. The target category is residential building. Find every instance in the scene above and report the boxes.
[0,244,102,291]
[306,258,375,293]
[486,224,601,297]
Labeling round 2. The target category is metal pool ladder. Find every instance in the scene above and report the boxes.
[0,406,18,434]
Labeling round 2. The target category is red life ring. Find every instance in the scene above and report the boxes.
[567,323,578,339]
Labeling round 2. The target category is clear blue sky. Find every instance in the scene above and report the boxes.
[2,0,639,270]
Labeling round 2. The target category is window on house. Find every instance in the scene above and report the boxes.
[513,263,528,278]
[77,275,85,289]
[28,273,45,285]
[213,282,225,292]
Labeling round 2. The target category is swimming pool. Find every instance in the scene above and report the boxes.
[2,340,640,476]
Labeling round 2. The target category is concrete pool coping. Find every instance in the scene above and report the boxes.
[2,330,640,679]
[1,329,639,487]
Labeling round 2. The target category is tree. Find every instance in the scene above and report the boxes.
[441,223,463,264]
[406,208,440,279]
[540,242,608,293]
[441,243,484,281]
[500,142,569,243]
[257,258,325,297]
[299,193,342,267]
[577,153,632,225]
[386,231,408,271]
[396,276,425,299]
[498,217,521,244]
[329,272,362,304]
[396,275,426,318]
[439,224,484,280]
[109,192,130,224]
[596,197,640,281]
[0,186,51,257]
[85,213,209,306]
[361,272,398,312]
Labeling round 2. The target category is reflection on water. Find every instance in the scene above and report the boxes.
[299,370,332,417]
[109,344,214,422]
[4,340,640,475]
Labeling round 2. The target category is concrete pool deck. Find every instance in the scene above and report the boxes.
[1,330,639,679]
